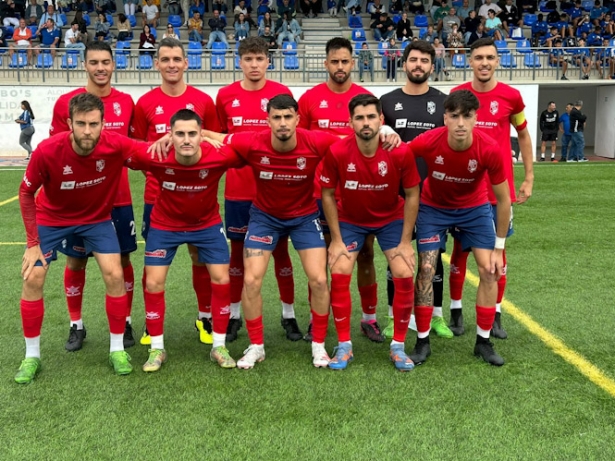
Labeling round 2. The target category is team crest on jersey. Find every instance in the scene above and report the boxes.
[260,156,270,164]
[186,103,194,111]
[96,160,105,172]
[468,159,477,173]
[155,106,164,115]
[232,99,240,108]
[297,157,306,170]
[319,100,328,109]
[347,163,356,172]
[490,101,499,115]
[63,165,73,175]
[427,101,436,115]
[113,102,121,116]
[435,155,444,165]
[378,161,388,177]
[199,169,209,179]
[395,102,403,111]
[261,98,269,112]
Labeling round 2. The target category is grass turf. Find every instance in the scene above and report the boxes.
[1,164,615,460]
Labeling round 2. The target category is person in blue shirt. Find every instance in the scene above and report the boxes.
[189,0,205,18]
[590,0,606,26]
[569,0,583,28]
[554,13,574,37]
[558,102,573,162]
[550,39,570,79]
[600,12,613,37]
[573,37,592,78]
[587,25,603,45]
[594,37,613,78]
[15,100,35,160]
[35,18,60,58]
[532,13,549,45]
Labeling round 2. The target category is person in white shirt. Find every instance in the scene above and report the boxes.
[142,0,159,27]
[64,22,86,62]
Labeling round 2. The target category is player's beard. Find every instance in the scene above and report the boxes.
[406,67,430,84]
[330,71,350,84]
[275,130,292,142]
[357,127,377,141]
[73,134,100,155]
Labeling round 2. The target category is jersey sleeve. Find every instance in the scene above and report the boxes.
[485,143,507,186]
[50,96,70,136]
[407,131,428,158]
[401,145,421,189]
[124,144,153,171]
[224,131,254,160]
[20,152,46,246]
[201,95,222,132]
[510,91,527,131]
[313,131,342,158]
[215,91,228,133]
[131,100,148,140]
[218,144,246,169]
[319,148,340,190]
[297,92,311,129]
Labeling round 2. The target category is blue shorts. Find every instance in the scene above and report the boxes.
[59,206,136,257]
[416,203,495,253]
[225,199,252,241]
[316,199,330,234]
[491,204,514,238]
[39,221,120,266]
[144,223,230,266]
[141,203,154,240]
[340,220,403,253]
[245,206,325,251]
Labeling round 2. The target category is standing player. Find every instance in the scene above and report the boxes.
[409,90,510,366]
[132,37,222,346]
[380,39,453,341]
[297,37,383,343]
[219,94,340,369]
[539,101,559,162]
[321,94,420,371]
[16,93,149,383]
[50,41,137,353]
[448,37,534,338]
[126,110,242,372]
[214,37,299,343]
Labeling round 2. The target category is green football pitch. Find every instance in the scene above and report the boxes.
[1,163,615,460]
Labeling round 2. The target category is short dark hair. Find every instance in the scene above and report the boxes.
[470,37,496,55]
[325,37,353,56]
[84,41,113,60]
[548,101,555,105]
[170,109,202,128]
[444,90,479,116]
[238,36,270,57]
[69,93,105,120]
[157,37,185,57]
[402,39,435,63]
[349,94,382,116]
[267,94,298,113]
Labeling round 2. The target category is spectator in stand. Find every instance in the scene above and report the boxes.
[520,0,537,15]
[430,0,443,20]
[590,0,607,27]
[142,0,159,27]
[456,0,470,20]
[549,39,569,80]
[0,25,6,49]
[468,21,487,45]
[577,13,593,37]
[396,12,413,41]
[588,25,603,46]
[569,0,584,28]
[485,9,504,40]
[234,13,250,41]
[258,11,273,36]
[433,0,450,32]
[35,18,60,58]
[124,0,140,16]
[278,0,296,18]
[94,13,111,40]
[64,21,86,61]
[211,0,227,13]
[478,0,501,20]
[95,0,113,15]
[234,0,257,28]
[432,37,449,81]
[441,7,461,45]
[261,25,278,59]
[206,9,229,48]
[464,9,481,42]
[358,42,374,82]
[384,36,400,81]
[573,37,592,78]
[188,11,203,42]
[38,4,64,31]
[276,11,301,45]
[594,37,613,78]
[421,24,439,44]
[447,24,465,52]
[369,0,387,19]
[546,8,560,26]
[117,13,133,41]
[189,0,205,18]
[139,24,156,54]
[327,0,337,17]
[165,0,180,16]
[9,18,33,65]
[163,22,178,38]
[499,0,521,37]
[407,0,425,15]
[601,12,614,37]
[554,13,574,38]
[531,13,549,46]
[300,0,322,17]
[543,26,563,47]
[2,0,20,28]
[371,11,395,41]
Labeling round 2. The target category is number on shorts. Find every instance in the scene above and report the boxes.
[130,220,136,236]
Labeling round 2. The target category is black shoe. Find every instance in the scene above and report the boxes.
[123,321,135,348]
[65,324,86,352]
[226,317,242,343]
[281,317,303,341]
[539,157,545,162]
[474,336,505,366]
[409,337,431,365]
[491,312,508,339]
[449,310,465,336]
[360,320,385,343]
[303,321,313,342]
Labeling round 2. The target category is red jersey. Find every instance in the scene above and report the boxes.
[409,127,506,209]
[50,87,135,207]
[320,137,420,227]
[20,131,148,246]
[131,86,221,204]
[225,128,339,219]
[452,82,526,203]
[126,144,243,231]
[216,80,292,202]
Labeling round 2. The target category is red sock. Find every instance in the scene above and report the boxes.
[246,316,264,345]
[392,277,413,342]
[123,263,134,316]
[449,239,469,300]
[105,294,128,335]
[144,290,165,336]
[311,309,329,343]
[476,305,496,331]
[330,273,352,342]
[414,305,433,334]
[273,238,294,305]
[211,282,230,335]
[192,265,212,316]
[21,298,44,338]
[497,250,507,304]
[229,239,244,304]
[64,267,85,322]
[358,283,378,316]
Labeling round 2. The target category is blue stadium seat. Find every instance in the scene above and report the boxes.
[188,41,202,69]
[127,15,137,27]
[495,40,510,54]
[418,27,428,39]
[581,0,592,11]
[348,15,363,28]
[116,54,129,69]
[83,13,91,26]
[283,41,298,69]
[60,13,68,25]
[36,52,54,68]
[105,14,114,26]
[9,50,28,68]
[211,42,227,69]
[352,28,366,41]
[524,52,542,67]
[523,13,537,26]
[149,27,157,39]
[392,13,402,24]
[452,54,468,68]
[61,50,79,69]
[28,25,37,37]
[378,40,389,55]
[500,54,517,67]
[538,1,554,12]
[516,39,532,53]
[137,54,153,69]
[168,15,182,27]
[414,14,428,27]
[4,26,14,40]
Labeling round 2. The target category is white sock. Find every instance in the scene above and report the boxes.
[109,333,124,353]
[71,319,84,330]
[362,313,376,322]
[198,311,211,320]
[281,302,295,319]
[126,316,132,325]
[417,329,430,339]
[25,336,41,359]
[390,339,404,347]
[388,305,393,317]
[433,306,443,318]
[450,299,462,309]
[340,340,352,347]
[496,303,502,313]
[477,326,490,338]
[409,314,417,331]
[230,302,241,319]
[212,333,225,348]
[151,334,164,350]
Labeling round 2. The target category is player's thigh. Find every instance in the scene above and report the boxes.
[111,205,138,255]
[453,204,496,252]
[144,228,180,267]
[415,204,450,255]
[287,212,325,253]
[188,225,230,277]
[244,206,284,253]
[296,247,328,285]
[330,221,368,274]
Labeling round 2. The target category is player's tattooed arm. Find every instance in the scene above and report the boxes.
[415,250,438,306]
[244,248,264,258]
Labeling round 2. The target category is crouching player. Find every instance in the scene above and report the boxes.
[321,94,421,371]
[125,109,243,371]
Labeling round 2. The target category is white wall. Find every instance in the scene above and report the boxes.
[595,86,615,158]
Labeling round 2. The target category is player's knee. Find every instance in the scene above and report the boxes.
[417,263,435,283]
[308,273,328,294]
[101,267,125,293]
[66,256,87,271]
[242,272,263,294]
[476,264,497,284]
[23,271,46,295]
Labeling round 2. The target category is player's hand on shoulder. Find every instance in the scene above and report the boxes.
[379,125,402,151]
[147,133,172,161]
[203,136,223,149]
